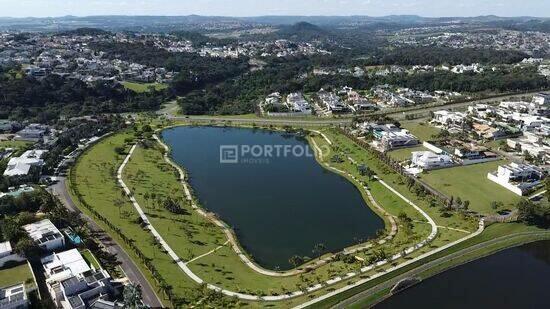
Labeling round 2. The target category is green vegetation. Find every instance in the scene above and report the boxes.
[122,82,168,93]
[400,120,441,141]
[419,160,520,214]
[0,263,35,289]
[0,67,168,122]
[81,249,102,270]
[0,140,33,150]
[387,145,428,161]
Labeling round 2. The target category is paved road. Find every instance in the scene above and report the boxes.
[331,231,550,309]
[48,177,164,308]
[168,115,352,126]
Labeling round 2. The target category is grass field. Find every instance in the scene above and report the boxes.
[387,145,429,162]
[400,120,441,141]
[419,160,521,214]
[122,81,168,93]
[0,263,35,288]
[68,133,183,306]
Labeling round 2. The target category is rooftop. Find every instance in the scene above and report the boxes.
[41,249,91,283]
[22,219,63,245]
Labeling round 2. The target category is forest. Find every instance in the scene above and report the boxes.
[0,70,167,122]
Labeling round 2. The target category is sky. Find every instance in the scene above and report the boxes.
[0,0,549,18]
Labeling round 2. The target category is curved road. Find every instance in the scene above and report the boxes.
[49,178,164,308]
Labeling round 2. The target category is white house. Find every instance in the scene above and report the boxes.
[0,283,29,309]
[22,219,65,252]
[0,241,25,268]
[487,163,545,196]
[532,93,550,106]
[432,110,467,128]
[3,150,48,177]
[411,151,454,170]
[41,249,115,309]
[286,92,311,114]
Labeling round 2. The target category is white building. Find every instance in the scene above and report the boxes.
[431,110,467,128]
[411,151,454,170]
[0,283,29,309]
[487,163,545,196]
[41,249,114,309]
[380,131,419,151]
[0,241,25,268]
[15,124,48,142]
[3,150,47,177]
[23,219,65,252]
[532,93,550,106]
[318,89,346,112]
[286,92,311,114]
[468,104,494,118]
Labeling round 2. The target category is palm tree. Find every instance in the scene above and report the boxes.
[114,198,124,218]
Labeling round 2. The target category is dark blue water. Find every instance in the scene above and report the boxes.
[376,240,550,309]
[162,126,384,270]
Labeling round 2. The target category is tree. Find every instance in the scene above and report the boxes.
[463,200,470,211]
[288,255,304,269]
[313,243,326,260]
[123,283,147,309]
[114,198,125,217]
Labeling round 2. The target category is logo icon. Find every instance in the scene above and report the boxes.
[220,145,238,163]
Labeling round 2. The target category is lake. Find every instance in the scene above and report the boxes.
[376,240,550,308]
[161,126,384,270]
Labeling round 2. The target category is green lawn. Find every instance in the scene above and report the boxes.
[122,81,168,93]
[0,140,33,150]
[419,160,521,214]
[400,120,441,141]
[80,249,101,270]
[0,263,35,289]
[387,145,429,162]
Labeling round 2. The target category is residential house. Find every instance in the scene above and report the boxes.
[410,151,454,170]
[41,249,116,309]
[487,163,545,196]
[3,150,47,177]
[23,219,65,252]
[318,89,346,112]
[286,93,312,114]
[0,241,25,268]
[431,110,467,128]
[380,130,419,151]
[0,283,29,309]
[472,123,507,140]
[15,124,49,142]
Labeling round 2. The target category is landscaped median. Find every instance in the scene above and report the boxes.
[67,124,494,308]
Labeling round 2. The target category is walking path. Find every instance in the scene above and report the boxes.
[185,240,229,265]
[116,131,484,304]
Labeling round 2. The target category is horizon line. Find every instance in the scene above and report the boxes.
[0,14,549,19]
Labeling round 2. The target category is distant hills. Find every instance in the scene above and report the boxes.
[0,15,549,33]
